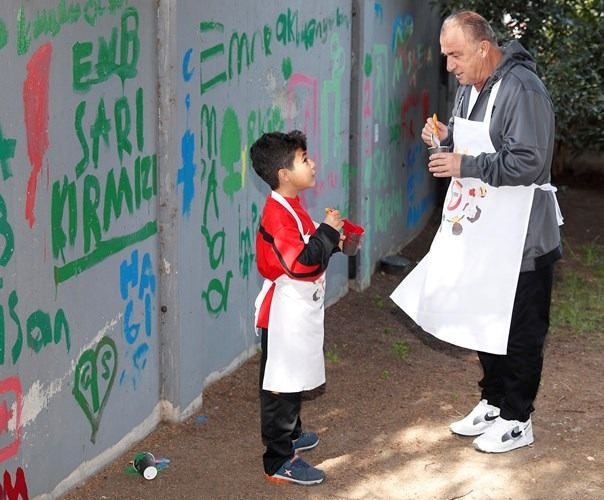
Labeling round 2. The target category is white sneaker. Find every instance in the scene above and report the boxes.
[473,417,534,453]
[449,399,500,436]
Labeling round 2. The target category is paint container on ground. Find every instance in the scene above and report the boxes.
[133,452,158,480]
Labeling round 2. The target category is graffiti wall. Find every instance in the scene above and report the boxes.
[163,0,353,417]
[0,1,159,497]
[350,1,443,289]
[0,0,442,497]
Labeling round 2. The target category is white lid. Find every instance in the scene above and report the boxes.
[143,466,158,480]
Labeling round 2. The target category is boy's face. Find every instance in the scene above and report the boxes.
[280,148,316,195]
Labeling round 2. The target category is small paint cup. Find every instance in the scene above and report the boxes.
[342,219,364,256]
[427,145,450,157]
[133,452,158,480]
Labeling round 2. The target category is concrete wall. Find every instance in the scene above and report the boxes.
[350,1,443,289]
[159,0,353,420]
[0,1,443,497]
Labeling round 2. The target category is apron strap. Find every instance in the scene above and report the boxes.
[484,80,501,123]
[537,183,564,226]
[271,191,306,237]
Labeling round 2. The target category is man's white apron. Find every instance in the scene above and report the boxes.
[391,81,542,354]
[255,192,326,392]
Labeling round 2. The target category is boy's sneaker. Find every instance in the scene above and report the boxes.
[449,399,500,436]
[473,416,534,453]
[266,455,325,485]
[293,431,320,452]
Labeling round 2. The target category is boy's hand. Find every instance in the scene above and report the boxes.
[324,207,344,231]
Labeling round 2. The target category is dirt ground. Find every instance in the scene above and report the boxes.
[62,172,604,500]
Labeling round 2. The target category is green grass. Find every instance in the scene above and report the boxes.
[550,240,604,340]
[325,346,340,363]
[390,340,410,360]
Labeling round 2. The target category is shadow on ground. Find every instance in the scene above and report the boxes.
[62,174,604,500]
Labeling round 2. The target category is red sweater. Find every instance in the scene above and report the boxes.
[255,195,340,328]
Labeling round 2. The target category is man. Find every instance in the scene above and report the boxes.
[391,10,562,453]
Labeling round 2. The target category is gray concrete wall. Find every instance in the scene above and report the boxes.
[350,0,443,289]
[0,1,442,497]
[0,2,161,498]
[159,0,353,420]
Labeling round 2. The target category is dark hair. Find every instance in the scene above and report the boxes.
[249,130,307,190]
[442,10,497,45]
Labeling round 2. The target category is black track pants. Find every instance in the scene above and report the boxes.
[478,264,554,421]
[259,328,302,475]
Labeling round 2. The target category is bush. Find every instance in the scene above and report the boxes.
[435,0,604,173]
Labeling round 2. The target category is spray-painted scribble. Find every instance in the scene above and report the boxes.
[238,203,257,279]
[72,7,139,92]
[16,0,128,56]
[199,8,349,96]
[47,6,156,285]
[0,291,70,366]
[0,194,14,267]
[73,89,145,173]
[199,21,227,95]
[276,7,349,50]
[177,106,197,215]
[391,14,414,53]
[0,17,7,50]
[177,49,197,216]
[246,106,284,145]
[0,123,15,182]
[219,107,242,200]
[196,101,234,316]
[23,42,52,228]
[320,33,344,162]
[0,376,22,462]
[118,249,156,390]
[73,335,117,444]
[0,466,28,499]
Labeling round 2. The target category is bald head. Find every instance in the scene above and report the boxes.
[440,10,502,90]
[442,10,497,46]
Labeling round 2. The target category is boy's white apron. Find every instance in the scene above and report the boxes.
[255,191,326,392]
[391,81,539,354]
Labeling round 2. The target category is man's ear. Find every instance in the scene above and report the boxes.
[480,41,488,58]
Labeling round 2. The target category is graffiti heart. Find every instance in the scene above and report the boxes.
[73,336,117,444]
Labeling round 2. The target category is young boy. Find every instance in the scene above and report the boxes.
[250,130,343,485]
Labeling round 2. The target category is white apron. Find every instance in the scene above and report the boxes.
[391,81,542,354]
[255,192,326,392]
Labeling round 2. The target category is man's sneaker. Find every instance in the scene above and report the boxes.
[473,416,534,453]
[266,455,325,485]
[293,431,320,452]
[449,399,500,436]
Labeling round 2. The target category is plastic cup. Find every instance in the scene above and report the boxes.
[427,145,450,156]
[133,452,158,480]
[342,219,364,256]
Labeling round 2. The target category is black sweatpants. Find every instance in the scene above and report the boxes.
[259,328,303,475]
[478,263,554,422]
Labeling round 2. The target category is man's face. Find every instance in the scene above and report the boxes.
[440,24,485,87]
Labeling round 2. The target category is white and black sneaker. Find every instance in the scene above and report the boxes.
[473,416,534,453]
[449,399,500,436]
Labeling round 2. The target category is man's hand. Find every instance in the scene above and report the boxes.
[428,152,462,178]
[421,116,448,147]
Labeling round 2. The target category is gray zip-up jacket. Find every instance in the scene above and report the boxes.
[441,40,561,271]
